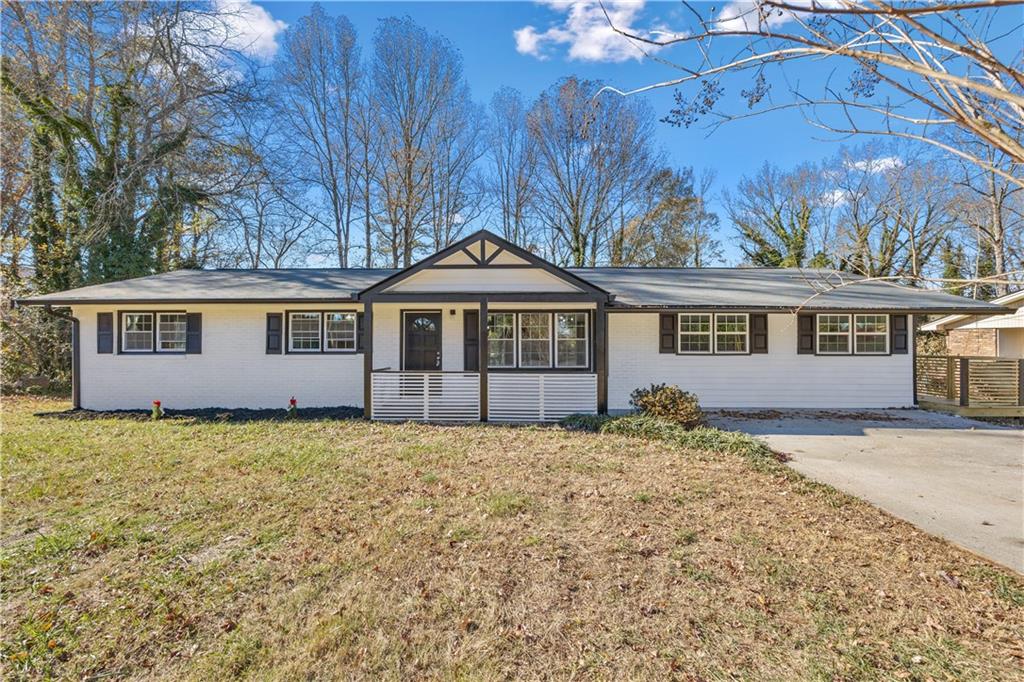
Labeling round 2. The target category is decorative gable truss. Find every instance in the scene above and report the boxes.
[359,230,610,302]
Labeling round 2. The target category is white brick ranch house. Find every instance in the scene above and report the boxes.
[19,230,1006,420]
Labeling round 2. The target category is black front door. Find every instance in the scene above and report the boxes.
[404,312,442,370]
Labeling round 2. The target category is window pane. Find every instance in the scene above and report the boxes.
[678,314,711,353]
[855,315,888,333]
[855,334,887,354]
[487,313,516,368]
[818,315,850,333]
[124,313,153,351]
[157,313,186,351]
[555,313,587,367]
[290,313,321,351]
[818,334,850,353]
[716,334,747,353]
[557,340,587,367]
[325,312,356,350]
[679,334,711,353]
[556,313,586,340]
[679,314,711,333]
[715,314,748,353]
[519,313,550,367]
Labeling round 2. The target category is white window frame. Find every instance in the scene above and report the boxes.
[121,312,154,353]
[156,312,187,353]
[324,312,357,352]
[677,313,713,354]
[288,312,322,353]
[487,312,517,369]
[816,314,852,355]
[554,312,589,369]
[714,313,749,354]
[853,314,889,355]
[518,312,553,368]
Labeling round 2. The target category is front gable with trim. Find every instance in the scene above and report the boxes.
[360,231,608,299]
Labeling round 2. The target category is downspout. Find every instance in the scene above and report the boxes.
[41,305,81,409]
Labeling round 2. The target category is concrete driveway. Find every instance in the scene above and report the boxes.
[710,409,1023,573]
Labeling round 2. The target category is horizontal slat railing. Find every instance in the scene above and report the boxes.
[371,372,480,421]
[489,373,598,422]
[916,355,1020,408]
[967,359,1020,406]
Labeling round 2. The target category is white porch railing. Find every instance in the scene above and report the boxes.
[371,372,480,421]
[488,373,598,422]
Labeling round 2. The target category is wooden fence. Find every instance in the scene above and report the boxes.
[916,355,1023,413]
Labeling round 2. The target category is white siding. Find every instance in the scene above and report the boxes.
[385,267,580,293]
[370,303,476,372]
[608,313,914,409]
[73,304,363,410]
[998,328,1024,358]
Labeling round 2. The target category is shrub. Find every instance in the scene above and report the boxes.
[560,413,613,432]
[559,412,779,467]
[629,383,705,429]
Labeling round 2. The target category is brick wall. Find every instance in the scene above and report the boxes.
[945,329,998,356]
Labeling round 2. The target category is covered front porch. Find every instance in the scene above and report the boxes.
[362,299,606,422]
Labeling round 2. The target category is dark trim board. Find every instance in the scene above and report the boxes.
[366,292,602,304]
[606,306,1010,315]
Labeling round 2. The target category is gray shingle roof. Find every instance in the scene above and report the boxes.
[18,266,1005,313]
[18,269,399,304]
[570,268,1004,312]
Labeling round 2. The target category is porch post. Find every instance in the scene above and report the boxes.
[958,357,970,407]
[363,300,373,419]
[596,301,607,414]
[479,298,488,421]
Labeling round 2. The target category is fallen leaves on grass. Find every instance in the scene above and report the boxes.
[2,397,1022,680]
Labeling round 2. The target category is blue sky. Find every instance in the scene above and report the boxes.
[248,1,888,263]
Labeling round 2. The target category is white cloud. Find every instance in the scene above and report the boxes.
[210,0,286,60]
[514,0,659,63]
[849,155,903,174]
[715,0,845,33]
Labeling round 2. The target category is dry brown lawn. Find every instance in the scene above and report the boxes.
[2,397,1022,680]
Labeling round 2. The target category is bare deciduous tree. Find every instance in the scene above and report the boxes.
[372,17,466,266]
[528,77,660,266]
[600,0,1024,189]
[486,87,538,247]
[274,5,361,267]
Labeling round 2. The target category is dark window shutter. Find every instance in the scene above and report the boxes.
[464,310,480,371]
[357,312,366,352]
[266,313,283,354]
[659,313,676,353]
[750,314,769,353]
[185,313,202,354]
[797,313,816,354]
[890,314,909,354]
[97,312,113,353]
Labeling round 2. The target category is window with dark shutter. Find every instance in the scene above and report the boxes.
[750,314,769,353]
[464,310,479,371]
[185,313,202,354]
[797,314,815,354]
[890,314,909,354]
[266,313,283,354]
[97,312,113,354]
[659,313,676,353]
[356,312,366,352]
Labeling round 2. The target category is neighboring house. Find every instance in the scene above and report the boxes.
[920,290,1024,358]
[18,230,1005,420]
